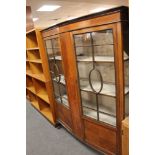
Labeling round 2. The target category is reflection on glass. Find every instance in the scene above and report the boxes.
[45,38,69,107]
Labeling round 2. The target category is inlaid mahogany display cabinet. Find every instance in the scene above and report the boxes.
[42,6,129,155]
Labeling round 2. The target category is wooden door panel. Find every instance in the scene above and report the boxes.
[57,103,72,131]
[84,120,116,154]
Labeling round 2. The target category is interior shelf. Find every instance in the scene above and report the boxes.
[26,30,38,48]
[38,98,54,123]
[77,55,128,62]
[75,44,114,48]
[28,91,40,110]
[26,76,35,94]
[27,49,41,61]
[80,80,129,97]
[26,71,46,82]
[83,107,116,126]
[29,62,43,74]
[49,56,62,61]
[34,79,50,104]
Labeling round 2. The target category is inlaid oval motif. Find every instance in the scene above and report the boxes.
[53,63,61,82]
[88,68,103,94]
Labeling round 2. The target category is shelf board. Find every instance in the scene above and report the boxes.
[26,47,39,51]
[83,107,116,126]
[26,86,35,94]
[75,44,114,48]
[41,107,54,123]
[49,56,62,61]
[26,72,46,82]
[26,70,32,75]
[31,101,40,110]
[37,93,50,104]
[26,28,36,35]
[29,59,42,63]
[81,80,129,97]
[77,55,128,62]
[33,74,46,82]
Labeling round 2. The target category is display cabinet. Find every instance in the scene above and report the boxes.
[42,6,129,155]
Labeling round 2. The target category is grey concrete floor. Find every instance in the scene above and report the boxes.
[26,101,102,155]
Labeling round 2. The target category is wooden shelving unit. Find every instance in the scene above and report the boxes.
[26,29,56,124]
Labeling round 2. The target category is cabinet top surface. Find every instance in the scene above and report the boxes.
[42,6,128,32]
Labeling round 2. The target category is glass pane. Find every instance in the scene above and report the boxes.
[53,81,60,97]
[74,33,91,46]
[47,48,54,58]
[83,107,97,120]
[53,48,61,57]
[125,93,129,116]
[94,45,114,57]
[45,37,69,107]
[92,29,113,45]
[52,38,60,48]
[48,59,55,72]
[45,40,52,48]
[77,62,93,79]
[81,91,97,110]
[99,112,116,126]
[124,51,129,117]
[96,63,115,84]
[76,47,92,62]
[98,95,116,116]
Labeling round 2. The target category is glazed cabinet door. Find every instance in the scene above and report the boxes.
[73,25,119,127]
[72,24,129,154]
[44,35,73,130]
[44,36,69,107]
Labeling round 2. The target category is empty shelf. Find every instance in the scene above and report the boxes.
[49,56,62,60]
[77,55,128,62]
[37,93,50,104]
[41,107,54,123]
[81,81,129,96]
[26,73,46,82]
[26,86,35,94]
[31,101,40,110]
